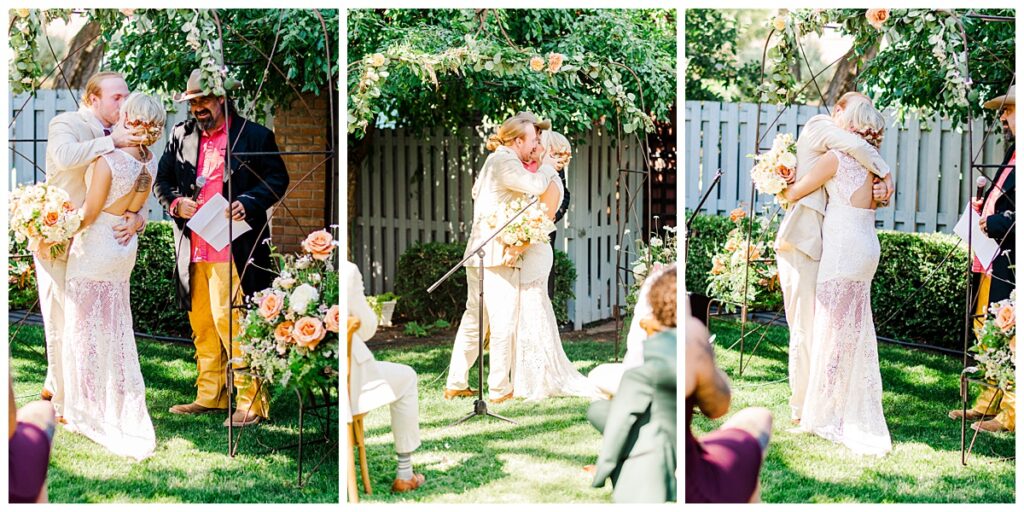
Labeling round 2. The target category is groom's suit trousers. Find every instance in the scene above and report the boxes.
[189,262,269,417]
[776,245,819,420]
[34,255,68,415]
[447,265,518,400]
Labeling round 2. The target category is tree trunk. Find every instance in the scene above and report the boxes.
[61,20,105,89]
[824,40,880,106]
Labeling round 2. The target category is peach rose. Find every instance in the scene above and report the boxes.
[772,15,787,32]
[293,317,327,350]
[547,53,564,73]
[43,210,59,226]
[529,56,545,72]
[324,304,340,333]
[747,244,762,261]
[258,291,285,321]
[776,164,796,184]
[302,230,335,261]
[62,201,74,212]
[274,321,295,343]
[729,207,746,223]
[370,53,386,67]
[995,304,1015,333]
[710,256,726,275]
[724,238,739,253]
[866,9,890,30]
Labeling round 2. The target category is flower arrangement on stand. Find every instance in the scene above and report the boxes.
[625,218,678,316]
[705,205,783,312]
[238,229,340,395]
[966,291,1016,392]
[749,133,797,208]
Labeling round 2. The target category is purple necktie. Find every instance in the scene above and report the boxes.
[103,128,111,136]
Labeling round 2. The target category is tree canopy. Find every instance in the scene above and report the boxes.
[347,9,676,140]
[9,9,339,119]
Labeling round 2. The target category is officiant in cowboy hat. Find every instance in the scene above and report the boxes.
[154,68,290,427]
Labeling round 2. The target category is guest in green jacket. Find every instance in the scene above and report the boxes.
[588,266,677,502]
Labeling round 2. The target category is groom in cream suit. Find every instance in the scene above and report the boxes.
[445,112,559,402]
[776,92,894,422]
[35,71,147,413]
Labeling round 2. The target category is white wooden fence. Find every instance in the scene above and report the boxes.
[352,127,647,328]
[685,101,1008,233]
[8,89,189,220]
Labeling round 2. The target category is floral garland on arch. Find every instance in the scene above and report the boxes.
[705,206,783,313]
[348,36,654,138]
[238,229,340,395]
[965,291,1016,392]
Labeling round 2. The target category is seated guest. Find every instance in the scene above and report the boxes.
[9,375,56,503]
[588,262,674,396]
[344,261,425,493]
[588,267,677,502]
[685,302,772,503]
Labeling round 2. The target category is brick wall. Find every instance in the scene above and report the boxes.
[270,93,335,253]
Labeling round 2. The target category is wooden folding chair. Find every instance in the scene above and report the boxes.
[347,316,372,501]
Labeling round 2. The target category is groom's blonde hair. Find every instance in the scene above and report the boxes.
[834,92,886,148]
[121,93,166,146]
[486,117,534,151]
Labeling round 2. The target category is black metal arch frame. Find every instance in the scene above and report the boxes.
[725,10,1015,465]
[7,8,340,487]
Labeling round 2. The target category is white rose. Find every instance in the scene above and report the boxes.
[632,261,648,281]
[289,284,320,314]
[779,152,797,169]
[650,237,663,248]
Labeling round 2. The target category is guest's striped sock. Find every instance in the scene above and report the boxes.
[396,452,413,480]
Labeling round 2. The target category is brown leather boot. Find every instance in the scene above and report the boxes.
[169,402,226,415]
[223,409,262,427]
[392,473,425,493]
[443,388,476,399]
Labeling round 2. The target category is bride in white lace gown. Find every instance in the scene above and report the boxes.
[781,107,892,456]
[512,132,605,402]
[60,93,165,460]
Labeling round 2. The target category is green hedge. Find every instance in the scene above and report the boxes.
[394,241,576,326]
[8,221,190,339]
[687,213,968,351]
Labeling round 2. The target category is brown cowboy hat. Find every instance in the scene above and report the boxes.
[512,111,551,130]
[173,69,216,103]
[983,85,1015,110]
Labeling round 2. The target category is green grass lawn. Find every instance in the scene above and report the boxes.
[356,337,616,503]
[692,320,1016,504]
[9,324,338,503]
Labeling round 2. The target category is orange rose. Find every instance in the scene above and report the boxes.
[995,304,1015,333]
[866,8,890,30]
[776,165,795,184]
[302,230,335,261]
[529,56,545,72]
[43,210,60,226]
[62,201,74,212]
[747,244,762,262]
[547,53,564,73]
[258,291,285,321]
[710,256,726,275]
[729,207,746,223]
[293,317,327,350]
[324,304,340,333]
[274,321,295,343]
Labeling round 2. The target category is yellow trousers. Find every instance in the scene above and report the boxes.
[971,275,1014,431]
[190,262,269,418]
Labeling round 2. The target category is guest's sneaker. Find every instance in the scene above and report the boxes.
[169,402,226,415]
[443,388,475,400]
[490,392,514,404]
[40,389,53,401]
[223,409,262,427]
[948,409,997,421]
[391,473,425,493]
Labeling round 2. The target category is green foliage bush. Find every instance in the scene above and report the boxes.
[687,213,969,350]
[394,241,576,326]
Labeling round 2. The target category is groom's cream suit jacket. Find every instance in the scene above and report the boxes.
[46,105,115,210]
[462,146,557,267]
[775,114,890,260]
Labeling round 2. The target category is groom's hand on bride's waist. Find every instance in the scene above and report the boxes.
[113,212,144,245]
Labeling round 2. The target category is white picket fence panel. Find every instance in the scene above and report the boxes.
[352,127,646,328]
[685,101,1008,233]
[9,89,189,221]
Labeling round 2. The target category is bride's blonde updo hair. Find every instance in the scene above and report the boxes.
[541,130,572,170]
[834,92,886,148]
[121,92,167,147]
[486,116,535,151]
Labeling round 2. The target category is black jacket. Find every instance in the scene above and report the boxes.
[154,112,289,310]
[973,144,1015,307]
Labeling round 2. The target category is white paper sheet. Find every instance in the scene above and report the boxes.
[185,193,251,251]
[953,205,999,271]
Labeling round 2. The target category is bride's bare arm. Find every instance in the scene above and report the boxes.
[77,158,113,231]
[782,151,838,203]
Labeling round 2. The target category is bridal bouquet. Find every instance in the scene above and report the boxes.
[966,291,1016,392]
[238,229,340,394]
[486,198,556,247]
[9,183,82,258]
[749,133,797,208]
[706,205,783,312]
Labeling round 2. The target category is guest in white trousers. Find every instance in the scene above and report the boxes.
[345,261,424,493]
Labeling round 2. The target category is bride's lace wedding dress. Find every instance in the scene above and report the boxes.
[512,178,605,402]
[798,150,891,456]
[61,149,156,460]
